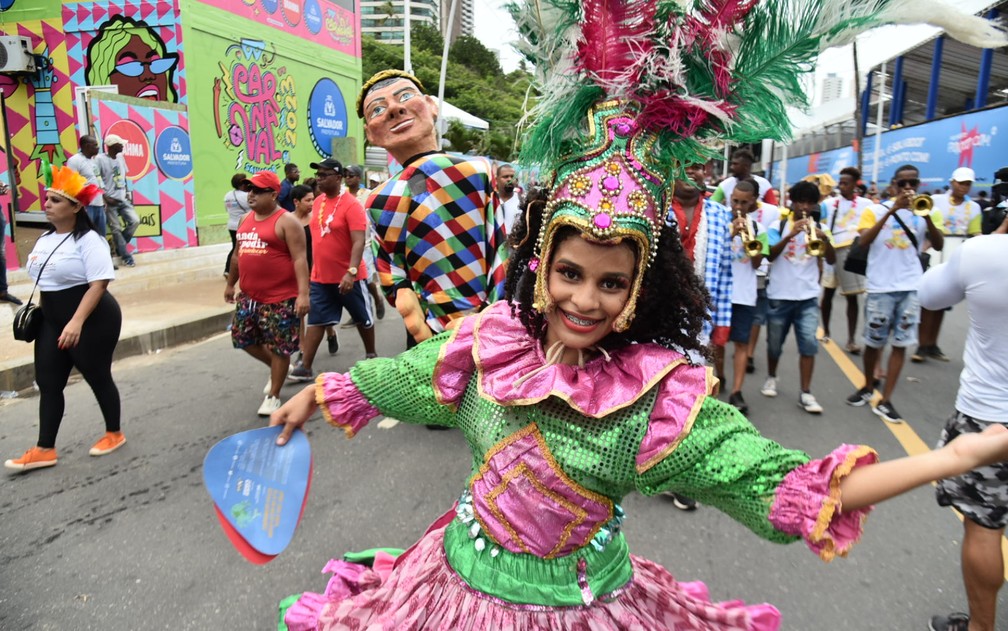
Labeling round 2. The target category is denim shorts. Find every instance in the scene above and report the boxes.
[935,411,1008,529]
[766,297,819,358]
[752,286,769,326]
[729,303,756,344]
[307,281,374,328]
[863,291,919,349]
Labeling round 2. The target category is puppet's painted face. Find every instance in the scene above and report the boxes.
[362,78,438,153]
[543,235,635,364]
[110,35,175,101]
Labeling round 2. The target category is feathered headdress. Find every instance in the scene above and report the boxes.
[45,162,102,207]
[513,0,1007,330]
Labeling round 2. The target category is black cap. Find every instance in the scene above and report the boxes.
[344,165,363,177]
[309,158,343,171]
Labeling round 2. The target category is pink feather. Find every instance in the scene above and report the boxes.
[639,93,735,137]
[575,0,657,89]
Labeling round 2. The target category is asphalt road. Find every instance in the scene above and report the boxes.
[0,302,998,630]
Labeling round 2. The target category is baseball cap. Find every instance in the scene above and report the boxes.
[344,165,363,177]
[103,134,125,148]
[951,167,975,182]
[247,170,281,192]
[309,158,343,172]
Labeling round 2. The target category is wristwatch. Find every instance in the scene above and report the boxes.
[347,266,358,276]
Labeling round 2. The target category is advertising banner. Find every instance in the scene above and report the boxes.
[770,105,1008,191]
[91,96,198,251]
[200,0,359,58]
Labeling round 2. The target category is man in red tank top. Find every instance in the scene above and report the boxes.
[225,170,310,417]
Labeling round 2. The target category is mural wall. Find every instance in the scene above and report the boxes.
[90,95,198,250]
[182,0,360,233]
[0,0,361,265]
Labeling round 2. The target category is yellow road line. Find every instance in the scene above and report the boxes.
[819,333,1008,580]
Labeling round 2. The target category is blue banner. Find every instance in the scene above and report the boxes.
[770,105,1007,192]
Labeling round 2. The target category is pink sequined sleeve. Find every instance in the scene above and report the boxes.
[315,373,381,438]
[768,444,879,562]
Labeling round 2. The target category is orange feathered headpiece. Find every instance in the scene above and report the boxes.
[46,164,101,206]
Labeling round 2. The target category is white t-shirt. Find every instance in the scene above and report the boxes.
[821,195,872,248]
[499,194,522,236]
[766,219,829,301]
[65,153,105,207]
[716,175,775,203]
[729,219,769,306]
[857,203,941,293]
[225,190,251,231]
[928,193,982,264]
[27,231,115,291]
[918,235,1008,422]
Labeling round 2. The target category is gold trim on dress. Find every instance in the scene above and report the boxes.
[635,366,718,474]
[315,374,357,438]
[470,309,688,419]
[809,444,878,562]
[470,423,614,559]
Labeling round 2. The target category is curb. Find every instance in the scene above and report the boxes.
[0,311,234,394]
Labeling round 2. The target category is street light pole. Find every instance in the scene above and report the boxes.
[436,0,459,146]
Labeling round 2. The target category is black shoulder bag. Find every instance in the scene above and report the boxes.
[12,233,73,343]
[841,201,869,276]
[890,211,931,272]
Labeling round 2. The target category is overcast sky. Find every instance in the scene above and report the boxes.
[471,1,992,105]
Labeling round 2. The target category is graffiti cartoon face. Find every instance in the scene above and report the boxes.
[111,35,177,101]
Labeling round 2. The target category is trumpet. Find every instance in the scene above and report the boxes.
[805,218,826,257]
[736,211,763,258]
[911,194,933,217]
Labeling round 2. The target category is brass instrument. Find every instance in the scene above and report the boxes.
[911,194,933,217]
[736,211,763,258]
[805,217,825,257]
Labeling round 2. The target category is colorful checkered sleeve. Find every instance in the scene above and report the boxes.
[703,199,733,331]
[367,154,508,333]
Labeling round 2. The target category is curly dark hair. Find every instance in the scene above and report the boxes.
[504,195,711,357]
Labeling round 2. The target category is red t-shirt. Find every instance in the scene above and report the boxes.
[236,209,299,303]
[309,190,368,284]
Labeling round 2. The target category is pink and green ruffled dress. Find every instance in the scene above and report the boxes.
[283,301,877,630]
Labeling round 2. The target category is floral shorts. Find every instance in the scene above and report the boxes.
[230,295,300,357]
[935,410,1008,529]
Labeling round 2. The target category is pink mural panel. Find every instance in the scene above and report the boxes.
[200,0,359,57]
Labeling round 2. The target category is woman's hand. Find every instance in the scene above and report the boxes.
[58,319,84,349]
[945,424,1008,470]
[270,384,319,446]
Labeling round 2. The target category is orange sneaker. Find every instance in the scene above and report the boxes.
[89,432,126,456]
[5,446,58,471]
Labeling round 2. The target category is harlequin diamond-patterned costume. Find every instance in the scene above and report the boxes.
[366,153,508,335]
[279,0,1006,628]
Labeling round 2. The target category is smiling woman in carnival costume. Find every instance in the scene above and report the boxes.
[269,0,1008,628]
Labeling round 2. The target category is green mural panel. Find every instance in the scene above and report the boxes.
[180,0,362,230]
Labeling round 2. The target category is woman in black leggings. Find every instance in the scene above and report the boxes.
[5,165,124,472]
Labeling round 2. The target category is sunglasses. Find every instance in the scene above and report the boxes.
[895,178,920,188]
[113,57,177,77]
[248,186,274,194]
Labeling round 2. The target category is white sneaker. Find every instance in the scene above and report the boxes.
[263,379,272,395]
[760,376,778,397]
[799,392,823,414]
[257,395,281,416]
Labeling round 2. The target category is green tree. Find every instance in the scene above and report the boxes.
[359,35,534,161]
[448,35,502,76]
